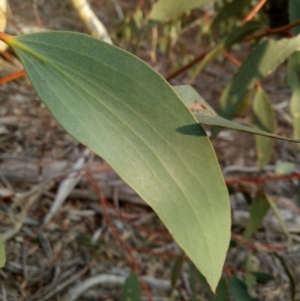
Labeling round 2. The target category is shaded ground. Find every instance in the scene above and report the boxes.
[0,1,300,300]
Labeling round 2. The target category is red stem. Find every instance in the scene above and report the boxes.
[0,69,25,84]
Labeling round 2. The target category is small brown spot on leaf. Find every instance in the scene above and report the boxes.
[188,101,215,117]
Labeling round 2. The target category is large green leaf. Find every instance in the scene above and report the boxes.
[174,85,300,142]
[218,36,300,121]
[0,234,5,268]
[253,87,276,169]
[2,31,230,291]
[288,0,300,36]
[149,0,216,22]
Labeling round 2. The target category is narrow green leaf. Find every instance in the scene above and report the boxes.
[218,36,300,121]
[253,87,276,170]
[4,31,230,291]
[266,195,292,244]
[212,0,252,27]
[274,254,296,301]
[288,0,300,35]
[229,277,261,301]
[192,21,262,79]
[149,0,216,22]
[120,271,142,301]
[173,85,300,143]
[0,234,5,268]
[287,51,300,150]
[243,192,270,238]
[236,87,255,117]
[169,253,185,300]
[244,253,259,295]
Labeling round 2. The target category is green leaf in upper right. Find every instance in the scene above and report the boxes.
[218,36,300,121]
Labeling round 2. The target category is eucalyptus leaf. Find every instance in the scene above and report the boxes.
[218,36,300,121]
[2,31,230,291]
[173,85,300,143]
[253,87,275,169]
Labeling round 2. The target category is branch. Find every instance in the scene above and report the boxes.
[241,0,268,25]
[70,0,112,44]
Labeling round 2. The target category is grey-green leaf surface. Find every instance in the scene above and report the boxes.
[173,85,300,142]
[287,51,300,150]
[253,87,275,169]
[229,277,261,301]
[6,31,230,291]
[120,271,141,301]
[218,36,300,121]
[289,0,300,36]
[243,193,270,238]
[149,0,216,22]
[0,234,5,268]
